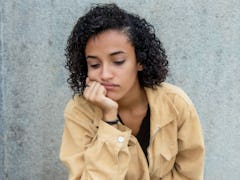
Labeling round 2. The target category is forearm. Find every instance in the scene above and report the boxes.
[60,109,132,180]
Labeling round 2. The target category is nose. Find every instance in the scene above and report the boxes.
[101,64,113,80]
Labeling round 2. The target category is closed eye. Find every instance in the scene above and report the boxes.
[114,60,125,65]
[89,64,100,69]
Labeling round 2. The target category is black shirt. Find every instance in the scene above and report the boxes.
[118,106,150,164]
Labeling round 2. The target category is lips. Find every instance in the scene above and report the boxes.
[101,83,119,90]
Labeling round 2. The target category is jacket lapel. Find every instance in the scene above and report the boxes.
[145,86,179,161]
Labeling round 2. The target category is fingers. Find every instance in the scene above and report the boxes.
[86,77,90,85]
[83,79,118,113]
[83,81,106,102]
[83,81,95,100]
[88,82,101,100]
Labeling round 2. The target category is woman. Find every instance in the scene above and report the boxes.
[60,3,204,180]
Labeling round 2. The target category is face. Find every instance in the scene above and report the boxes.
[85,29,143,102]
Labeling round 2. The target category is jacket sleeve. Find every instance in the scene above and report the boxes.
[172,97,205,180]
[59,98,132,180]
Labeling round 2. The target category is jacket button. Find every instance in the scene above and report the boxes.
[118,136,124,143]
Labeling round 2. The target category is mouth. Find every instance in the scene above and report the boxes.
[101,83,119,90]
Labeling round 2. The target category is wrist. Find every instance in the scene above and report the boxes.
[103,109,118,121]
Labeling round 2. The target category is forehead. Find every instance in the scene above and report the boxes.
[85,30,133,55]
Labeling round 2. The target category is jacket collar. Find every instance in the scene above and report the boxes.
[144,86,178,134]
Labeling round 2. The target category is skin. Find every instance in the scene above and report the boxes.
[84,30,148,134]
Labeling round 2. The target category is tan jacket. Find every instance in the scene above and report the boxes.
[60,83,204,180]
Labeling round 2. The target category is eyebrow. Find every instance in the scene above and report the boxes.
[110,51,125,56]
[86,51,125,60]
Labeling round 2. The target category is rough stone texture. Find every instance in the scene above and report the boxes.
[0,0,239,179]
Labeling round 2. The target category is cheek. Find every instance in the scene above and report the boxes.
[87,70,99,81]
[119,69,138,84]
[125,65,139,77]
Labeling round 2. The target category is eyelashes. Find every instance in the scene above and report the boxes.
[114,60,125,65]
[89,64,100,69]
[89,60,125,69]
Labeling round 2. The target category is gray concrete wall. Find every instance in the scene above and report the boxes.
[0,0,239,179]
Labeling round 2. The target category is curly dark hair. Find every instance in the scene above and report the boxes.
[65,3,168,95]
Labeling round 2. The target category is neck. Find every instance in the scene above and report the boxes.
[117,86,148,112]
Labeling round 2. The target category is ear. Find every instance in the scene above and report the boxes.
[137,63,143,71]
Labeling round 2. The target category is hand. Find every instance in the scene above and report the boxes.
[83,78,118,121]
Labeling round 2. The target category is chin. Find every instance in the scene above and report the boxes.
[106,93,120,101]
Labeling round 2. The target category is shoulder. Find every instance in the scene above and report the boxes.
[146,83,200,128]
[65,95,88,113]
[145,82,195,111]
[159,82,194,106]
[64,95,102,120]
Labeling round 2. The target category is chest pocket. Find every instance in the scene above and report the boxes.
[150,120,178,177]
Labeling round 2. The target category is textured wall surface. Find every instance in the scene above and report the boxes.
[0,0,239,179]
